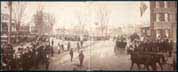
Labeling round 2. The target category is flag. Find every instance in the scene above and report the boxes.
[140,2,148,17]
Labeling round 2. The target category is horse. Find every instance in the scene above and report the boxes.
[129,50,166,71]
[129,51,153,70]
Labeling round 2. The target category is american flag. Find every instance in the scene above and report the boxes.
[140,2,148,17]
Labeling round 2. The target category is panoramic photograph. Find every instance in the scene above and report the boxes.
[0,1,177,71]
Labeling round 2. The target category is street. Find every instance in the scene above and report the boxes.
[7,37,175,71]
[48,40,131,70]
[47,39,174,71]
[1,1,176,71]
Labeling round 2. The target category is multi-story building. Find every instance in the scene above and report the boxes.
[1,13,17,43]
[1,13,32,44]
[150,1,177,41]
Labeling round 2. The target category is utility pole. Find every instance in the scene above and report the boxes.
[8,1,12,44]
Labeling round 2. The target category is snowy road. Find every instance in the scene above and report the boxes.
[48,40,132,70]
[45,37,174,71]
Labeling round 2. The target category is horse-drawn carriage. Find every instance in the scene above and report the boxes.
[114,36,127,55]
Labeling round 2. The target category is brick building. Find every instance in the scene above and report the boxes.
[150,1,177,41]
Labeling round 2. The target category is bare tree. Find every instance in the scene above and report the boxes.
[11,2,27,31]
[44,12,55,34]
[75,10,87,36]
[97,6,110,37]
[33,8,55,35]
[7,2,27,43]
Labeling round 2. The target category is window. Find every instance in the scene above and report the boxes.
[167,2,171,8]
[164,1,168,8]
[165,13,169,22]
[167,1,177,8]
[159,2,165,8]
[156,2,159,8]
[154,13,167,24]
[156,13,160,22]
[147,30,151,36]
[156,29,161,38]
[159,13,165,21]
[165,29,169,38]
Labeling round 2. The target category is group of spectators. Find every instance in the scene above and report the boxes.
[128,38,174,56]
[1,36,53,70]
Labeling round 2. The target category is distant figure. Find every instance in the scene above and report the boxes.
[58,43,61,54]
[67,42,71,51]
[69,49,73,62]
[79,50,84,66]
[51,39,54,47]
[80,40,83,48]
[51,46,54,57]
[61,44,64,51]
[77,42,80,49]
[58,49,61,54]
[173,57,176,70]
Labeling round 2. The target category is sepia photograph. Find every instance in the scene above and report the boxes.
[0,1,177,71]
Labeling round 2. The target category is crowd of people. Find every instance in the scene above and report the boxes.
[57,39,85,66]
[57,39,84,54]
[127,38,174,56]
[1,36,53,70]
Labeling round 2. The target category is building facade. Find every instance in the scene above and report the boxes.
[150,1,177,41]
[1,13,17,43]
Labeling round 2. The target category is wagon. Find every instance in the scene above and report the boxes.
[114,39,127,55]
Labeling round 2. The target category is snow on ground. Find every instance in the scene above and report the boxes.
[49,40,131,70]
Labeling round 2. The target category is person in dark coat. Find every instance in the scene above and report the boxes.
[67,42,71,51]
[80,40,83,48]
[61,44,64,51]
[79,50,84,66]
[7,44,15,70]
[69,49,74,62]
[51,40,54,47]
[173,57,176,70]
[58,42,61,54]
[168,40,173,57]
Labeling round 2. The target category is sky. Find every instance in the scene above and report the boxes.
[1,1,150,34]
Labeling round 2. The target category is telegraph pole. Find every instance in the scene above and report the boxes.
[8,1,12,44]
